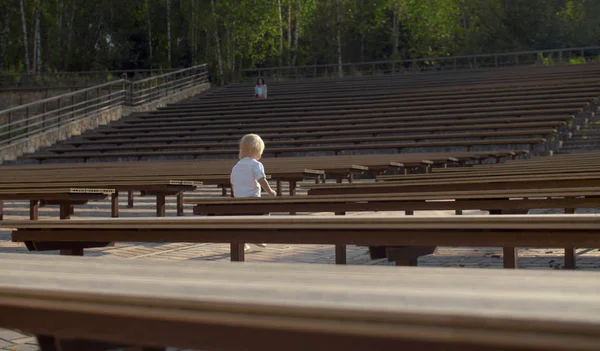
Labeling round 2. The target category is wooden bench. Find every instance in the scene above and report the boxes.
[6,214,600,269]
[0,177,197,217]
[2,252,600,351]
[74,115,571,142]
[149,89,600,118]
[177,79,600,110]
[62,120,566,147]
[47,129,557,154]
[187,187,600,268]
[306,172,600,195]
[0,188,113,220]
[25,138,547,162]
[111,96,592,123]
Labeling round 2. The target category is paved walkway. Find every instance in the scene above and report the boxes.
[1,185,599,350]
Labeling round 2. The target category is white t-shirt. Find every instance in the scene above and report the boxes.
[230,157,266,197]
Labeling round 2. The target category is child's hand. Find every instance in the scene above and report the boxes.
[268,189,277,197]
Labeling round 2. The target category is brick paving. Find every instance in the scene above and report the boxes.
[1,184,600,350]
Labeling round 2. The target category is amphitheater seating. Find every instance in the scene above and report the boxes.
[17,64,600,163]
[2,252,599,351]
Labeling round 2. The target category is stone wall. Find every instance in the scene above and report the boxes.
[0,83,210,164]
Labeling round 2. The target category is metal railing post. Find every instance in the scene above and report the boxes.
[42,102,47,130]
[7,111,11,140]
[25,106,29,136]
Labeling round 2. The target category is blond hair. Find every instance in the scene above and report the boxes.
[239,134,265,159]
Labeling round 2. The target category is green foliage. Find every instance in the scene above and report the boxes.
[1,0,600,80]
[569,57,587,65]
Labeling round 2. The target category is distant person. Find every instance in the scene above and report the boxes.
[230,133,277,252]
[254,78,268,99]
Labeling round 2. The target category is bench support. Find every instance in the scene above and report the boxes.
[231,243,245,262]
[334,211,347,264]
[59,203,71,220]
[490,208,523,269]
[156,195,166,217]
[177,192,184,216]
[289,180,297,215]
[503,247,519,269]
[60,248,84,256]
[37,335,165,351]
[30,200,39,220]
[127,190,134,208]
[335,245,347,264]
[111,192,119,218]
[386,246,437,266]
[0,200,3,220]
[564,207,576,269]
[276,180,283,196]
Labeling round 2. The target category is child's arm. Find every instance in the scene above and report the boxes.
[258,178,277,197]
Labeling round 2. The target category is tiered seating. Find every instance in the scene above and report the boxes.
[18,64,600,163]
[3,64,600,351]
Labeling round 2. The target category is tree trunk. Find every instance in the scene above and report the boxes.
[146,0,153,63]
[0,10,8,70]
[190,0,195,64]
[57,0,63,55]
[277,0,283,66]
[34,0,41,74]
[65,0,75,69]
[392,7,399,58]
[19,0,30,73]
[360,34,364,62]
[292,0,301,65]
[210,0,224,83]
[336,0,342,77]
[287,0,292,66]
[166,0,172,67]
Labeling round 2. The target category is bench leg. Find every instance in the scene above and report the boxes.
[335,245,347,264]
[59,203,71,220]
[334,211,346,264]
[455,210,463,215]
[221,187,227,196]
[564,248,576,269]
[30,200,39,220]
[0,200,3,220]
[156,194,166,217]
[276,180,282,196]
[111,192,119,218]
[60,248,84,256]
[503,247,519,269]
[127,190,134,208]
[395,259,418,266]
[564,207,576,269]
[231,243,245,262]
[289,180,297,215]
[177,192,184,216]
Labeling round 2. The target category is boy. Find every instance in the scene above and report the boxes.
[230,134,277,252]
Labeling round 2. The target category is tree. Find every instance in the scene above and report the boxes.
[19,0,30,73]
[1,0,600,77]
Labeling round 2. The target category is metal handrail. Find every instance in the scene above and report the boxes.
[0,64,209,148]
[238,46,600,81]
[0,68,182,88]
